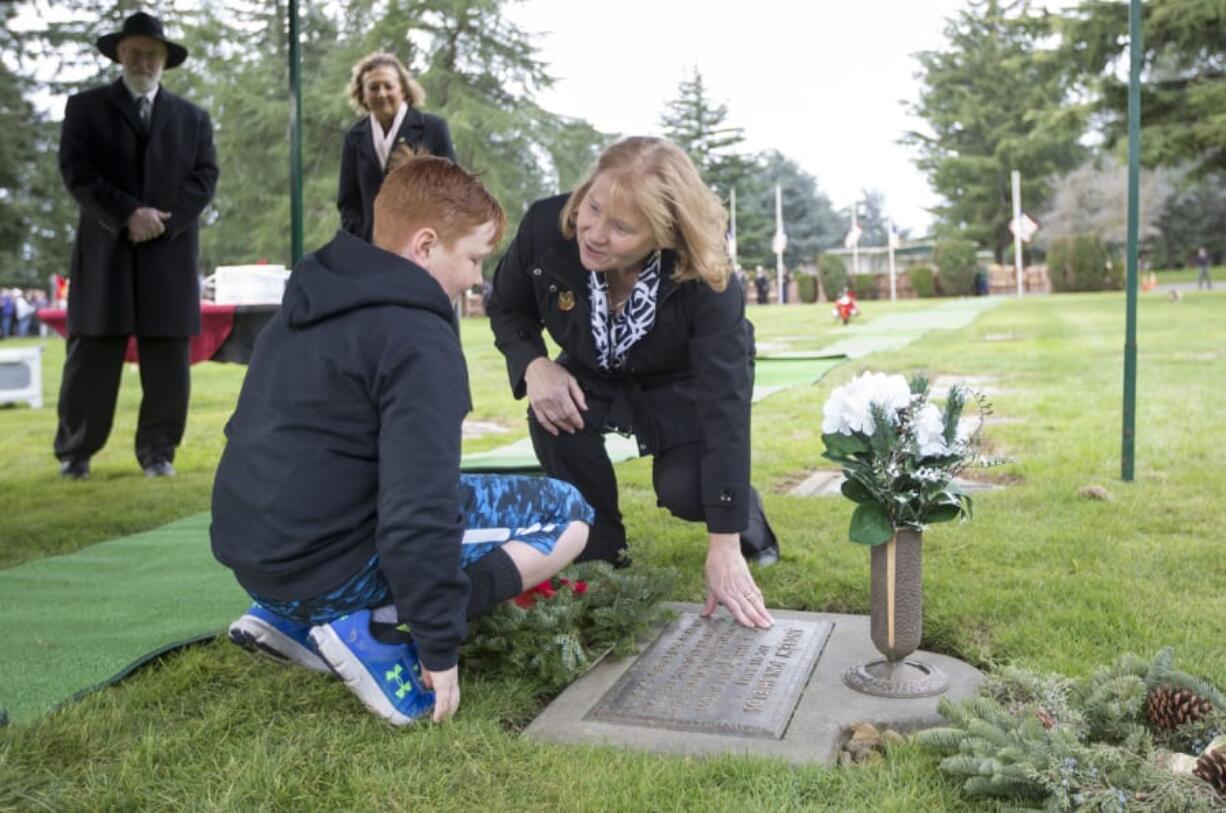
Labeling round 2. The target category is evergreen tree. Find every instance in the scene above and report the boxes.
[0,6,37,285]
[1060,0,1226,177]
[741,151,844,270]
[905,0,1088,261]
[659,67,746,197]
[8,0,610,277]
[1152,173,1226,268]
[856,188,894,249]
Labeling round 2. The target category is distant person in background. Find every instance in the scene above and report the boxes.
[974,267,990,296]
[54,12,219,480]
[1195,247,1213,290]
[12,290,34,337]
[0,290,13,338]
[338,52,456,243]
[27,290,49,336]
[753,266,769,305]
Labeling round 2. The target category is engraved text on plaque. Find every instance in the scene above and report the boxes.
[585,613,832,739]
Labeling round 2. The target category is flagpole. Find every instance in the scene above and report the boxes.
[288,0,303,265]
[729,188,738,269]
[1011,170,1024,297]
[1121,0,1142,481]
[887,216,897,301]
[851,203,860,277]
[774,184,785,304]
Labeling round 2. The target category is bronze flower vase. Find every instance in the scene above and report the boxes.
[843,527,950,698]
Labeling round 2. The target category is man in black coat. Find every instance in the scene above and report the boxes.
[54,12,219,479]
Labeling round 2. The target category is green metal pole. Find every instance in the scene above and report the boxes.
[1121,0,1142,481]
[288,0,304,266]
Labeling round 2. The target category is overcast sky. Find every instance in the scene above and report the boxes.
[505,0,980,234]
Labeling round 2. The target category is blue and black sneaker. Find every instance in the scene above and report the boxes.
[228,604,332,673]
[308,609,435,725]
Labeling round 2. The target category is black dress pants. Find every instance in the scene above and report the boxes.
[54,336,190,466]
[528,404,776,564]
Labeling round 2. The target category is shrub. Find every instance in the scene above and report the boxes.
[818,253,849,299]
[1047,234,1119,292]
[908,265,937,298]
[933,239,978,296]
[851,274,879,300]
[796,273,819,303]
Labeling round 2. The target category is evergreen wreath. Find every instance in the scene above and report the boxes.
[461,561,675,692]
[917,648,1226,811]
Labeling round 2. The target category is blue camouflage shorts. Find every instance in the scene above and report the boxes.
[249,474,593,625]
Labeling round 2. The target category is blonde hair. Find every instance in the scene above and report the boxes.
[561,137,730,291]
[373,154,506,252]
[347,52,426,114]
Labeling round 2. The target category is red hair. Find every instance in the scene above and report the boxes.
[373,154,506,251]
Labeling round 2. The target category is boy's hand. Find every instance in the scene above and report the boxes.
[421,665,460,722]
[524,357,587,435]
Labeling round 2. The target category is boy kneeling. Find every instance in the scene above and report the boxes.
[211,156,591,724]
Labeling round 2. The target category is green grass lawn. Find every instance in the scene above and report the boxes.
[1152,264,1222,286]
[2,289,1224,810]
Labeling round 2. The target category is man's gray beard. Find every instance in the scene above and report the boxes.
[123,69,161,95]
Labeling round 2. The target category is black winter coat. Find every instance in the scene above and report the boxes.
[486,195,756,534]
[337,108,456,243]
[212,230,472,671]
[60,79,219,337]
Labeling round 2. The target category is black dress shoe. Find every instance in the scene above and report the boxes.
[59,459,90,480]
[739,487,780,566]
[745,543,779,567]
[142,460,176,478]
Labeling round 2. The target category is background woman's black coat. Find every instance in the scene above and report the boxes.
[337,108,455,242]
[486,195,756,534]
[60,79,219,337]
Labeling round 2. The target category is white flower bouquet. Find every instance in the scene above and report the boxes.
[821,372,994,545]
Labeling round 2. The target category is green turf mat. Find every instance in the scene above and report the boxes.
[461,432,640,472]
[817,297,1002,358]
[0,513,248,724]
[752,355,845,390]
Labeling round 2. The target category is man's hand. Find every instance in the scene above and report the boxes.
[701,532,774,629]
[421,665,460,723]
[524,357,587,436]
[126,207,171,243]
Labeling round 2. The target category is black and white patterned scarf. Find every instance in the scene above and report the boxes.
[588,251,662,372]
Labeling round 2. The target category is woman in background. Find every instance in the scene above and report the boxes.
[337,52,455,242]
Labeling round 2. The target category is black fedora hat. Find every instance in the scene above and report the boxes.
[96,12,188,69]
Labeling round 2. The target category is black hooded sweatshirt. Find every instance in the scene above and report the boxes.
[211,230,471,671]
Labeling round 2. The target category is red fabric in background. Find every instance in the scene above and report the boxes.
[36,303,237,365]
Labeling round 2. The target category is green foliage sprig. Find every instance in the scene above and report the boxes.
[461,562,675,692]
[917,649,1226,810]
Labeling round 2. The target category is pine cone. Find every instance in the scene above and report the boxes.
[1034,707,1055,729]
[1193,746,1226,797]
[1147,685,1214,730]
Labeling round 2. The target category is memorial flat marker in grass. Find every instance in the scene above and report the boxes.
[525,604,983,765]
[586,613,831,739]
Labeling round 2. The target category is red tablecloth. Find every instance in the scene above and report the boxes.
[37,303,237,365]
